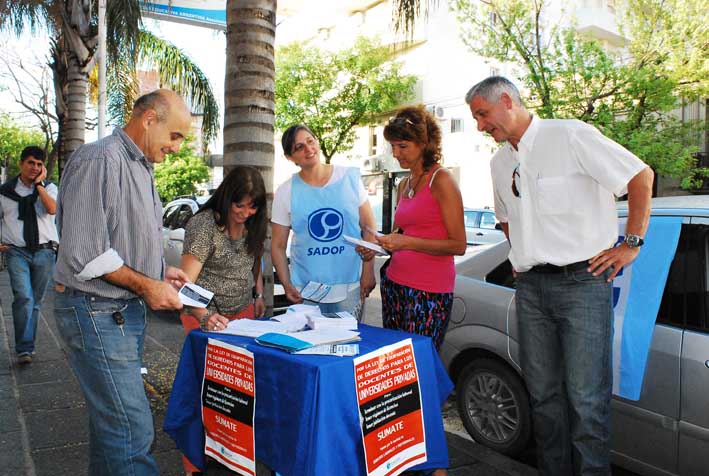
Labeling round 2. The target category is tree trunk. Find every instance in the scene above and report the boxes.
[52,0,97,177]
[224,0,277,315]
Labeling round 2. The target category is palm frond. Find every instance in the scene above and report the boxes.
[137,29,220,148]
[106,59,140,126]
[0,0,52,36]
[106,0,143,69]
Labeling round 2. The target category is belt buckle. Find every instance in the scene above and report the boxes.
[55,284,66,293]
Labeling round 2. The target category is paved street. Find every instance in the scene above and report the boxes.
[0,269,537,475]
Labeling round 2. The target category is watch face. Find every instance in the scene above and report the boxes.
[626,235,640,247]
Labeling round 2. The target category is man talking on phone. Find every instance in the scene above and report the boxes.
[53,90,191,475]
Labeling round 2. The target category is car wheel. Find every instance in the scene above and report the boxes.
[456,358,531,456]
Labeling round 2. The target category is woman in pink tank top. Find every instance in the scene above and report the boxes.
[373,105,466,476]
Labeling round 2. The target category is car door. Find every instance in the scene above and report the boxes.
[677,218,709,475]
[464,210,481,244]
[610,217,690,475]
[476,211,504,245]
[162,203,181,249]
[164,203,195,267]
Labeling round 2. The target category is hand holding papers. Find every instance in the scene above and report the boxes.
[178,283,214,308]
[342,235,389,256]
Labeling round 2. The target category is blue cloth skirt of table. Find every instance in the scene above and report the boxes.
[164,324,454,476]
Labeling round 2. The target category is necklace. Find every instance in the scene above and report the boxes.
[406,173,424,199]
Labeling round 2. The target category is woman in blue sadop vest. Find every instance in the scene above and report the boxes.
[272,124,377,318]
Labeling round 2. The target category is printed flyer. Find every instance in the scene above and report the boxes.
[202,338,256,475]
[354,339,426,476]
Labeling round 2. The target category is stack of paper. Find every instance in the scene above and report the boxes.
[306,311,358,331]
[221,318,305,337]
[255,329,361,353]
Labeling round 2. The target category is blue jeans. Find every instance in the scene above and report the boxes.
[54,287,159,476]
[6,247,55,354]
[516,268,613,476]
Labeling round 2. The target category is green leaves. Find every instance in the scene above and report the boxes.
[275,36,416,162]
[452,0,708,189]
[154,136,210,202]
[0,114,45,179]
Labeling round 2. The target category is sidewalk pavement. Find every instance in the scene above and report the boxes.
[0,269,537,476]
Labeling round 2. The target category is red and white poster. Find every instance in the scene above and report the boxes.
[201,339,256,475]
[354,339,426,476]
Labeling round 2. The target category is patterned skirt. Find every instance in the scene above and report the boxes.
[380,274,453,350]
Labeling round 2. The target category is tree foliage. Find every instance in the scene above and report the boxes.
[154,136,210,202]
[1,1,220,169]
[275,36,416,162]
[452,0,708,188]
[0,114,47,180]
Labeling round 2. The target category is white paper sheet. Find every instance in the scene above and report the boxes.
[178,283,214,308]
[221,319,303,337]
[299,281,348,303]
[342,235,389,256]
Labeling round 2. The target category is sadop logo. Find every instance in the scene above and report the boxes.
[308,208,344,242]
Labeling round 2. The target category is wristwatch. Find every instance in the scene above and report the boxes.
[252,290,264,299]
[35,181,46,188]
[624,234,645,248]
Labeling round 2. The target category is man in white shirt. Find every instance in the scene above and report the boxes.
[0,146,58,365]
[465,76,653,475]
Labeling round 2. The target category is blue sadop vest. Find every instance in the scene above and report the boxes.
[290,166,362,287]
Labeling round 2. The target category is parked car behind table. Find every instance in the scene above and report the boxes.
[162,195,290,313]
[441,195,709,476]
[464,208,506,245]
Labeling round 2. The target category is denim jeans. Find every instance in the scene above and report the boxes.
[54,287,159,476]
[516,268,613,476]
[6,247,55,354]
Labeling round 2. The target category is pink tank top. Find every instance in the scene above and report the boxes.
[386,170,455,293]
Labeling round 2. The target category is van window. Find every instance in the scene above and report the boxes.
[162,204,180,228]
[480,212,497,230]
[173,205,194,230]
[657,224,709,331]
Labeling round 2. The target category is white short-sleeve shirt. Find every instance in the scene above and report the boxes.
[272,165,368,227]
[491,116,648,272]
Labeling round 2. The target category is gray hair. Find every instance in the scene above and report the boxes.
[132,90,170,122]
[465,76,523,106]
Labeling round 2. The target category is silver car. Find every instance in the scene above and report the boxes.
[162,195,210,267]
[442,195,709,476]
[464,208,506,245]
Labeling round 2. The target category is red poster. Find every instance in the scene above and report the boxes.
[354,339,426,476]
[202,339,256,475]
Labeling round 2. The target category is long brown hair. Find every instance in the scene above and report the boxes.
[201,166,267,257]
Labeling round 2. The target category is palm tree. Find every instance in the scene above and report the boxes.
[0,1,219,173]
[107,29,219,155]
[222,0,427,314]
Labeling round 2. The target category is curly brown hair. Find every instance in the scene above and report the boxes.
[383,105,443,168]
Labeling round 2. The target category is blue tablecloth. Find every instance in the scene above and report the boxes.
[164,324,453,476]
